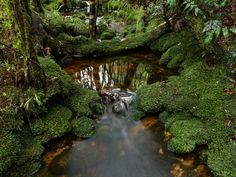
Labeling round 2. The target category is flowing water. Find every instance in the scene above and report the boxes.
[36,52,211,177]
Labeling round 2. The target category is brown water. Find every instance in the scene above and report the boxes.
[36,52,211,177]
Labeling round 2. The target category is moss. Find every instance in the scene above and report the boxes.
[205,141,236,177]
[31,105,72,143]
[43,10,89,37]
[0,85,48,130]
[167,118,209,153]
[136,82,165,113]
[47,20,167,56]
[3,130,45,177]
[136,60,236,176]
[5,159,41,177]
[159,43,185,66]
[0,131,22,173]
[129,110,146,120]
[90,102,105,115]
[100,31,116,40]
[150,30,193,52]
[66,88,103,117]
[157,34,202,69]
[185,15,205,49]
[72,116,96,138]
[39,56,75,95]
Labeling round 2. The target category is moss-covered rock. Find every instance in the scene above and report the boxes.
[66,88,103,117]
[31,104,72,143]
[205,141,236,177]
[39,56,75,95]
[0,131,22,174]
[150,30,193,52]
[47,20,167,56]
[44,11,89,37]
[129,110,146,120]
[136,82,165,113]
[72,116,96,138]
[136,60,236,177]
[100,31,116,40]
[150,30,202,69]
[167,118,209,153]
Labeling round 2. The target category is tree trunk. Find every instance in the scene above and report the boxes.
[143,0,148,27]
[89,0,97,39]
[10,0,45,87]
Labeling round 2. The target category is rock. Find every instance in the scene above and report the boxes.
[72,116,96,138]
[100,31,116,40]
[110,21,126,33]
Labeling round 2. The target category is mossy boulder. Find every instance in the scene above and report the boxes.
[100,31,116,40]
[167,118,209,153]
[136,82,165,113]
[129,110,146,120]
[4,130,45,177]
[0,131,22,174]
[39,57,75,95]
[150,30,202,69]
[150,30,193,52]
[72,116,96,138]
[136,60,236,176]
[66,88,103,117]
[205,141,236,177]
[31,104,72,143]
[44,11,89,37]
[47,20,168,56]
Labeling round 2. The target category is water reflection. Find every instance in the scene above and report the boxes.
[64,53,174,91]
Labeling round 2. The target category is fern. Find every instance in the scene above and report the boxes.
[230,28,236,34]
[203,20,222,44]
[203,20,222,33]
[202,20,236,44]
[166,0,177,9]
[182,0,202,16]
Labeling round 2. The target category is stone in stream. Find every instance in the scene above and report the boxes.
[99,89,136,115]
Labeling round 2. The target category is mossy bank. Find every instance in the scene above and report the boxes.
[0,57,103,177]
[136,29,236,177]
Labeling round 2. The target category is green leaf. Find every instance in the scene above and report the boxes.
[230,28,236,34]
[194,7,200,16]
[204,31,214,44]
[184,3,191,11]
[222,27,229,38]
[219,0,227,7]
[215,28,221,38]
[167,0,177,9]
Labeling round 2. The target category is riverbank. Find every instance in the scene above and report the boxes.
[0,57,104,176]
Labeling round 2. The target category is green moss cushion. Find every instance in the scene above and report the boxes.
[31,105,72,143]
[72,116,96,138]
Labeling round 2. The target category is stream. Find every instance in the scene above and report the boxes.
[36,52,211,177]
